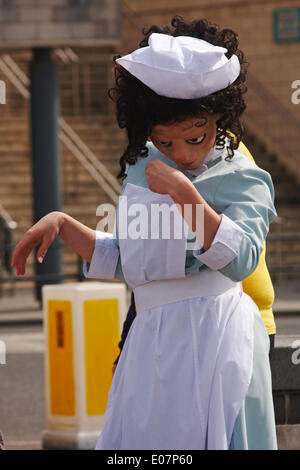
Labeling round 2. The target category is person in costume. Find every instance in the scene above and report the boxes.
[11,17,278,450]
[112,143,276,373]
[113,252,275,374]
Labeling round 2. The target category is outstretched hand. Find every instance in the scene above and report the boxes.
[11,212,63,275]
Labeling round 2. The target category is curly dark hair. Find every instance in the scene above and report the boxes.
[109,16,249,180]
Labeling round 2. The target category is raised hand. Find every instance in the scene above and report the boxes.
[145,159,188,195]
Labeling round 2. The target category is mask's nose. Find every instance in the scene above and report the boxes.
[173,155,193,169]
[169,143,191,165]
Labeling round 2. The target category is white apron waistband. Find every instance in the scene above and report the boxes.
[133,269,242,313]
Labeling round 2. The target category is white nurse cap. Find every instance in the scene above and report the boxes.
[116,33,240,99]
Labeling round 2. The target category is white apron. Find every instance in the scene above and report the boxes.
[95,184,254,450]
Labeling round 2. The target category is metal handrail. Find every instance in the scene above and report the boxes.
[0,205,17,231]
[0,56,29,99]
[59,117,122,198]
[53,47,79,64]
[122,1,147,30]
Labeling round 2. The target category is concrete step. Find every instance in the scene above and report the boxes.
[0,149,30,156]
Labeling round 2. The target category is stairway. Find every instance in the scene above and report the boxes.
[0,112,126,294]
[1,44,300,296]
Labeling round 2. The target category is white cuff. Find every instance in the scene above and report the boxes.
[193,214,244,270]
[83,231,119,280]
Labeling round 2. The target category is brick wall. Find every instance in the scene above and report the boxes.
[121,0,300,182]
[0,0,120,48]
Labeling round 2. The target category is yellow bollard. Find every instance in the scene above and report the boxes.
[41,282,127,450]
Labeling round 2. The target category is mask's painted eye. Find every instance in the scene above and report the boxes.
[157,140,171,147]
[186,133,206,144]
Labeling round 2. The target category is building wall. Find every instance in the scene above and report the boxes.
[0,0,121,49]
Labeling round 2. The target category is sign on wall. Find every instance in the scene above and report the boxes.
[273,7,300,43]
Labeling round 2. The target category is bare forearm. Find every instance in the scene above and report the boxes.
[169,181,221,250]
[59,212,95,263]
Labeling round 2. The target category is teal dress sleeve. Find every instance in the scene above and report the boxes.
[191,164,277,282]
[217,167,276,281]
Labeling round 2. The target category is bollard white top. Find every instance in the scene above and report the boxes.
[42,282,126,294]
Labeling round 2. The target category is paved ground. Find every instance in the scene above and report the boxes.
[0,280,299,450]
[0,324,44,450]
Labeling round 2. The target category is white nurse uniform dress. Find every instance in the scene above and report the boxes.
[83,141,278,450]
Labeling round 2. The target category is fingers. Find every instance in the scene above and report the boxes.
[12,231,49,276]
[11,241,33,276]
[19,246,32,276]
[11,215,60,276]
[36,238,51,265]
